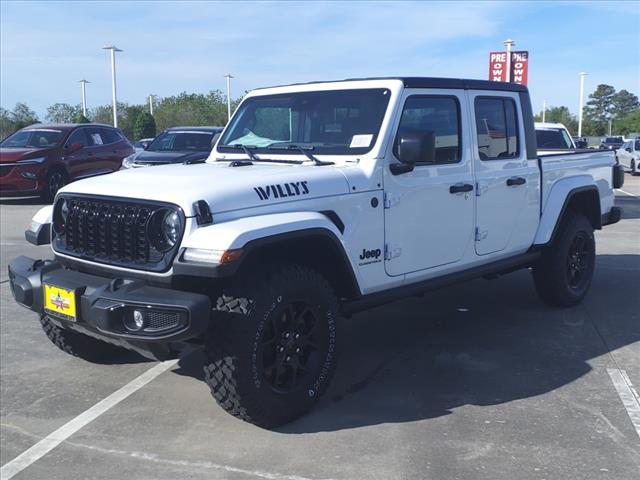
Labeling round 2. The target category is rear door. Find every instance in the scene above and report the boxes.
[383,90,475,276]
[99,127,130,171]
[470,93,539,256]
[83,127,113,176]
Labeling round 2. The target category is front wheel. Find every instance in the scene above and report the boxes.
[41,168,66,203]
[532,214,596,307]
[632,159,639,176]
[204,264,338,428]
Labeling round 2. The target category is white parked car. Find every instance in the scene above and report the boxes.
[10,77,625,428]
[616,138,640,175]
[535,122,576,154]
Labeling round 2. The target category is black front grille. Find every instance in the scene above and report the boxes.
[53,196,182,272]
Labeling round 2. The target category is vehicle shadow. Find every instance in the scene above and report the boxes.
[170,254,639,432]
[616,195,640,220]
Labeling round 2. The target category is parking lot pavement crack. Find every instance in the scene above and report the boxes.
[52,439,338,480]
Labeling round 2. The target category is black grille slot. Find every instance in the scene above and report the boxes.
[54,196,181,272]
[144,310,182,331]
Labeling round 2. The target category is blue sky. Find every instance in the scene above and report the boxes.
[1,1,638,119]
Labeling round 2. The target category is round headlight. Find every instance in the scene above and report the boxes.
[53,198,68,234]
[162,210,180,246]
[148,209,181,252]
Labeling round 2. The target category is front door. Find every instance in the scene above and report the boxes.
[469,93,539,256]
[383,91,475,276]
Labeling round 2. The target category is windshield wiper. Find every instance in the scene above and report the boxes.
[218,145,303,164]
[267,145,334,166]
[183,158,207,165]
[235,144,260,162]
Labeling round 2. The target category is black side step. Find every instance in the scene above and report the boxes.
[341,252,540,315]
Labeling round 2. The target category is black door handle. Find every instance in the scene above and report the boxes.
[506,176,526,186]
[449,183,474,194]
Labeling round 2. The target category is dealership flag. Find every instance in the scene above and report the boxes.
[489,51,529,85]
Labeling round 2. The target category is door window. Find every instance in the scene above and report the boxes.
[85,128,106,146]
[474,97,520,160]
[394,96,461,164]
[100,128,122,145]
[66,129,88,148]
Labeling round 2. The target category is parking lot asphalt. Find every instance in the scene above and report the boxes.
[1,176,639,480]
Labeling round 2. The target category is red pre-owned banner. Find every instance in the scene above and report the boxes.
[510,51,529,85]
[489,51,509,82]
[488,51,529,85]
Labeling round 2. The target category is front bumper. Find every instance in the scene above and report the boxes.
[8,256,211,360]
[0,164,43,196]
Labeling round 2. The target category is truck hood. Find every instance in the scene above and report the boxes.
[58,161,351,215]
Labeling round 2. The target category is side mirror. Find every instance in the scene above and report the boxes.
[66,142,83,153]
[391,131,435,175]
[626,148,632,152]
[141,140,152,150]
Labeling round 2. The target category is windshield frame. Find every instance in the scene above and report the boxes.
[1,128,65,148]
[217,88,392,156]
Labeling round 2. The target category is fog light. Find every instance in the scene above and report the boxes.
[124,309,146,331]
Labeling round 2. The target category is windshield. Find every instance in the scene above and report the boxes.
[536,128,573,149]
[218,88,391,155]
[147,131,215,152]
[1,129,64,148]
[605,137,623,143]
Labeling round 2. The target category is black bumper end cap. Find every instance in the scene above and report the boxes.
[25,223,51,246]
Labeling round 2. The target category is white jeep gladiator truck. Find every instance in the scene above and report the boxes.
[9,77,625,427]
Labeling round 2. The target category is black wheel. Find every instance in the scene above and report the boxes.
[40,315,127,362]
[532,214,595,307]
[204,264,338,428]
[41,168,66,203]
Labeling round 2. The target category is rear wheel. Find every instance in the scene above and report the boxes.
[41,168,66,203]
[40,315,127,362]
[532,214,595,307]
[203,264,338,428]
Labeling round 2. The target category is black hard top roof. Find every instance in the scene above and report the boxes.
[256,77,528,93]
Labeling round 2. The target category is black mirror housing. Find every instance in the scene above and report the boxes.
[397,131,436,165]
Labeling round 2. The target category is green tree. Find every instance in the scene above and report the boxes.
[534,105,579,134]
[584,84,616,125]
[74,113,91,124]
[46,103,82,123]
[611,90,639,119]
[0,107,16,139]
[616,110,640,136]
[133,112,156,140]
[11,102,39,130]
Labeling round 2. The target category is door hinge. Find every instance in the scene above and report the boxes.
[384,243,402,260]
[475,227,488,241]
[476,181,488,196]
[383,192,399,209]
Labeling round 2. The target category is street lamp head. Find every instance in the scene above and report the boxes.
[503,38,515,47]
[79,79,91,84]
[224,73,234,79]
[102,45,123,52]
[579,72,588,77]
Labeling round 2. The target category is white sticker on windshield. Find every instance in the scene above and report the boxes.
[350,134,373,148]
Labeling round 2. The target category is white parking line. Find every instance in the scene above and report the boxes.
[616,188,639,198]
[0,359,179,480]
[607,368,640,439]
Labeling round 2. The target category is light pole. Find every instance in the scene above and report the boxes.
[79,79,90,117]
[148,94,156,116]
[224,73,234,122]
[503,38,515,82]
[578,72,588,137]
[102,45,123,127]
[542,99,547,123]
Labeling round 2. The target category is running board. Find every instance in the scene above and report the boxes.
[341,252,540,315]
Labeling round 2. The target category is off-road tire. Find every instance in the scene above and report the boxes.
[204,264,338,428]
[532,214,595,307]
[40,315,126,362]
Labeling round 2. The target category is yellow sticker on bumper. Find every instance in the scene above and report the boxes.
[44,284,77,322]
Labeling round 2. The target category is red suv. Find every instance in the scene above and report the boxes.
[0,123,134,202]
